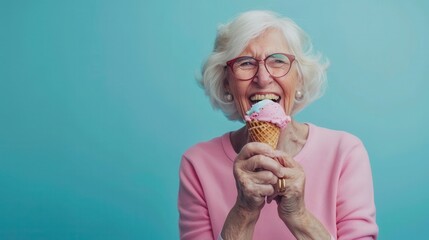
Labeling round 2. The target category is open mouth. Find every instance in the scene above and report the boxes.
[249,93,281,104]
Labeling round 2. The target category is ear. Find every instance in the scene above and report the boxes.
[295,64,304,88]
[223,78,230,93]
[297,78,304,90]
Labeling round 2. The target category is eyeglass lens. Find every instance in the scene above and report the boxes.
[232,53,292,80]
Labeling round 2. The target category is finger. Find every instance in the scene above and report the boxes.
[279,167,298,179]
[251,170,278,185]
[275,178,304,199]
[245,155,285,178]
[254,183,276,198]
[267,194,284,204]
[267,191,278,203]
[272,150,300,168]
[240,182,276,199]
[266,177,289,203]
[238,142,276,160]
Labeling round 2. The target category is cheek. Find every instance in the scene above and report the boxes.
[228,80,248,99]
[228,83,252,119]
[234,87,250,117]
[282,96,294,115]
[279,78,299,114]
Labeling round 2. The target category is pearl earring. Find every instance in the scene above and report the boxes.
[225,93,234,102]
[295,90,304,101]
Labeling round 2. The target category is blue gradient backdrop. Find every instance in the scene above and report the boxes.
[1,1,428,239]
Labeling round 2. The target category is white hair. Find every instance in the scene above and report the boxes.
[197,10,329,121]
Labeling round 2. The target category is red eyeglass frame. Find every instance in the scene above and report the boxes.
[225,53,296,80]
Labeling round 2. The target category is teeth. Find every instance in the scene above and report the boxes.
[250,94,280,101]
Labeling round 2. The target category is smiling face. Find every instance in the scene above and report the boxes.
[225,28,301,120]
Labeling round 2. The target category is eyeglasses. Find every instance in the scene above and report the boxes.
[226,53,295,81]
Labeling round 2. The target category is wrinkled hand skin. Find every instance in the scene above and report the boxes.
[221,142,285,240]
[266,152,306,220]
[222,142,330,240]
[233,142,285,213]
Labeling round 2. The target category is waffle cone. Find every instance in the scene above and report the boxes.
[246,121,280,149]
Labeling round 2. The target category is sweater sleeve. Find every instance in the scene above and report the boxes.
[336,140,378,239]
[178,155,214,240]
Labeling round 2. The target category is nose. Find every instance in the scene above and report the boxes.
[253,61,273,87]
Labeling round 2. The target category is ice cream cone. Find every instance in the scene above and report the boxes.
[246,120,280,149]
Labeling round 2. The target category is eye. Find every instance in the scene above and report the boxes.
[273,59,286,64]
[235,57,257,69]
[267,54,290,67]
[239,61,256,67]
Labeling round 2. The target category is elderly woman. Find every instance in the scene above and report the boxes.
[178,10,378,240]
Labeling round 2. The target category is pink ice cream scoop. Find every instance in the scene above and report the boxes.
[244,99,291,129]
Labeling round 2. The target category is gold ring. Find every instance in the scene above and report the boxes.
[278,178,286,192]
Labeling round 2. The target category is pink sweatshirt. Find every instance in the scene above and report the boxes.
[178,124,378,239]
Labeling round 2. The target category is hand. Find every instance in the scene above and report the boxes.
[266,151,306,221]
[233,142,285,213]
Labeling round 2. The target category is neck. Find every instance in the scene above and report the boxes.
[230,120,309,157]
[277,121,309,157]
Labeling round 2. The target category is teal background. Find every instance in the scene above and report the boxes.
[0,0,428,239]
